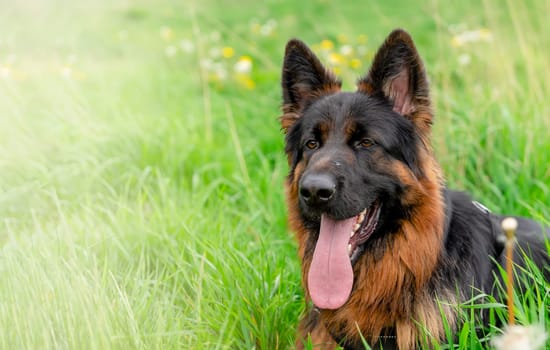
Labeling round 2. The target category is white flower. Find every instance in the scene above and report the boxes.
[457,53,471,66]
[234,56,253,74]
[165,45,177,57]
[492,325,547,350]
[340,45,353,56]
[180,39,195,53]
[61,66,72,79]
[200,58,214,70]
[214,66,227,80]
[451,29,493,47]
[0,66,11,79]
[260,19,277,36]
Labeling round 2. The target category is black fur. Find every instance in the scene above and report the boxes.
[440,191,550,299]
[281,29,550,349]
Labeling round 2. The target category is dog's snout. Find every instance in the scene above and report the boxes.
[299,173,336,205]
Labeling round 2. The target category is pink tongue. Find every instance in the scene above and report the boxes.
[307,214,355,309]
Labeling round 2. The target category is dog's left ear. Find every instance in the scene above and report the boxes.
[358,29,432,132]
[280,39,341,132]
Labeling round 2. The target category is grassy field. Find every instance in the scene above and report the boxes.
[0,0,548,349]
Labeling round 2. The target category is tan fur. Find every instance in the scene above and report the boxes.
[286,137,455,349]
[282,30,457,349]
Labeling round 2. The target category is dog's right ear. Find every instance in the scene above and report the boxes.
[280,39,341,132]
[357,29,432,135]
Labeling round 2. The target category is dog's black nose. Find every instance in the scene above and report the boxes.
[299,173,336,205]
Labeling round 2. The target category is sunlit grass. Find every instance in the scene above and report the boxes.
[0,0,548,349]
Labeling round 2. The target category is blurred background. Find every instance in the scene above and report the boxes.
[0,0,548,349]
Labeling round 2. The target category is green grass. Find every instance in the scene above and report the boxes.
[0,0,548,349]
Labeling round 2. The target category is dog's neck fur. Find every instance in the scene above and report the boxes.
[288,147,456,349]
[326,189,457,350]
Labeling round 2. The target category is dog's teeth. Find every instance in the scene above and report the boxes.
[353,223,360,232]
[348,244,352,255]
[358,209,366,222]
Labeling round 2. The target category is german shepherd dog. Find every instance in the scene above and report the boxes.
[279,29,549,349]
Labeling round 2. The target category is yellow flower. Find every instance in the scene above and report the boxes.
[222,47,235,58]
[160,26,174,41]
[357,34,368,44]
[328,52,344,65]
[250,22,261,34]
[236,75,255,89]
[60,66,86,80]
[337,34,349,43]
[1,64,26,81]
[479,28,493,40]
[209,70,226,83]
[320,39,334,51]
[242,77,256,89]
[451,37,463,48]
[350,58,362,69]
[0,65,11,79]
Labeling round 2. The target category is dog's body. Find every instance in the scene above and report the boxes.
[279,29,549,349]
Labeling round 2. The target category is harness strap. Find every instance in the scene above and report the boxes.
[472,200,505,255]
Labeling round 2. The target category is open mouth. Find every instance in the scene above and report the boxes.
[348,202,382,263]
[307,201,381,310]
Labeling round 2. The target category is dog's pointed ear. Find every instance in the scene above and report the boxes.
[281,39,341,132]
[358,29,432,132]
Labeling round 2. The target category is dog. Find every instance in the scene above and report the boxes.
[279,29,549,349]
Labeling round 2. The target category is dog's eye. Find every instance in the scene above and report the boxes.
[358,138,375,148]
[305,140,319,150]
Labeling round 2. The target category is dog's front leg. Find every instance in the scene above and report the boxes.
[296,308,338,349]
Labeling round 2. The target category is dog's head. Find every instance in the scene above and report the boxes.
[280,29,443,310]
